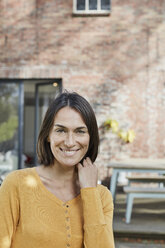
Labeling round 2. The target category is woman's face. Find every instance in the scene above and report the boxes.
[48,106,90,168]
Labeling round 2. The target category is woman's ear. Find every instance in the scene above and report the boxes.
[47,136,50,142]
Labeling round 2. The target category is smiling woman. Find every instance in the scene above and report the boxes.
[0,91,115,248]
[37,91,99,166]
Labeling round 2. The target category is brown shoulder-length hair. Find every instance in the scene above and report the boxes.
[37,91,99,166]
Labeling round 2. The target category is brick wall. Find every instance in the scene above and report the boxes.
[0,0,165,174]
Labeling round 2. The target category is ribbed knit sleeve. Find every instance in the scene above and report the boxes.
[0,171,20,248]
[80,185,115,248]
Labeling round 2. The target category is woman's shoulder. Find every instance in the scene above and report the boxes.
[6,167,35,177]
[2,167,36,186]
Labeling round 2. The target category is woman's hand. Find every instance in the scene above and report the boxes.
[77,157,98,189]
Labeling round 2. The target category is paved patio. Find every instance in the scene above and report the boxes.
[113,188,165,247]
[115,240,165,248]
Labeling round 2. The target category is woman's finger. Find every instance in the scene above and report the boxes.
[86,157,94,166]
[82,159,88,167]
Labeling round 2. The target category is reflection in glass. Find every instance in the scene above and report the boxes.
[77,0,85,10]
[37,84,60,126]
[89,0,97,10]
[0,83,19,176]
[101,0,110,10]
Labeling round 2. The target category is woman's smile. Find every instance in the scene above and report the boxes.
[59,148,81,157]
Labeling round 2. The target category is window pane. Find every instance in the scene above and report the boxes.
[77,0,85,10]
[89,0,97,10]
[101,0,110,10]
[0,83,19,177]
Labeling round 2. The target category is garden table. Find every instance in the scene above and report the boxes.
[107,159,165,203]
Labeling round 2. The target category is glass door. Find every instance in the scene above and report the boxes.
[34,82,61,165]
[0,82,23,177]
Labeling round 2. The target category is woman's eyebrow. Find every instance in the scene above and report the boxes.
[54,124,87,129]
[54,124,65,128]
[76,126,88,130]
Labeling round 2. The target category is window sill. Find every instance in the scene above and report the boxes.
[72,10,111,17]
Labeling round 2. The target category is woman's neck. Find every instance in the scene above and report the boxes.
[39,163,78,187]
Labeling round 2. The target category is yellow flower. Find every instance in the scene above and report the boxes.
[104,119,111,129]
[127,129,136,143]
[110,120,119,133]
[118,130,128,142]
[103,119,135,144]
[104,119,119,132]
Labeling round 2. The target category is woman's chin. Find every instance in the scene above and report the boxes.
[58,160,79,168]
[55,156,83,168]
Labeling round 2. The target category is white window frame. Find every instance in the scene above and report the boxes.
[73,0,111,15]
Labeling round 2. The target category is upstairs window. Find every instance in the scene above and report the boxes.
[73,0,111,15]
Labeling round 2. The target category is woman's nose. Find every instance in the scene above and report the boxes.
[64,133,75,147]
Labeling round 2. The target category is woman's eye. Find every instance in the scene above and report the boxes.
[56,129,65,133]
[77,130,85,134]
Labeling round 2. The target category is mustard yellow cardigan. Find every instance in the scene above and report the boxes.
[0,168,115,248]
